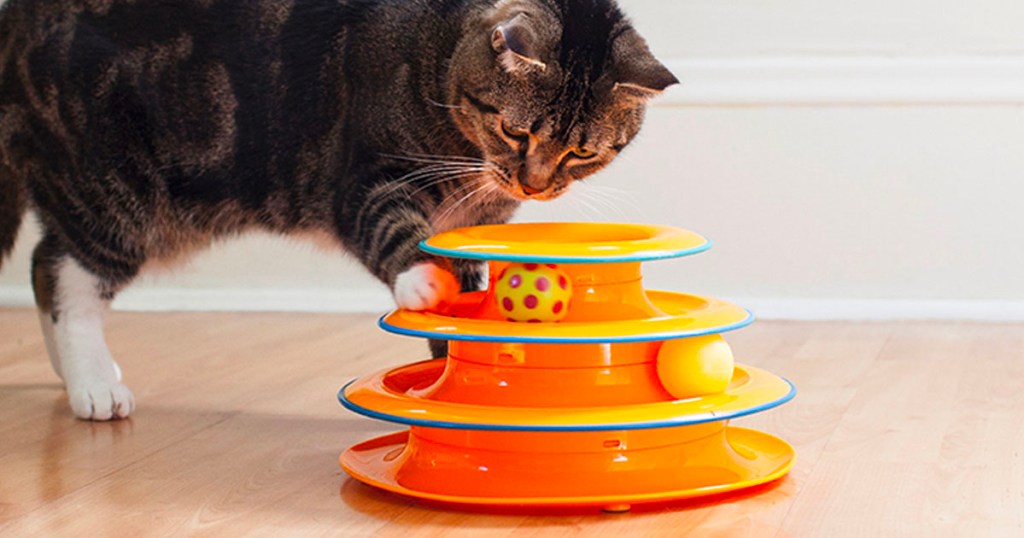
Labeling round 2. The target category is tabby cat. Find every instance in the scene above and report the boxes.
[0,0,677,420]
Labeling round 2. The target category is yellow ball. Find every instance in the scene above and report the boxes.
[495,263,572,322]
[656,335,735,399]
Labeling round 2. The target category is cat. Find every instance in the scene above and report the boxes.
[0,0,677,420]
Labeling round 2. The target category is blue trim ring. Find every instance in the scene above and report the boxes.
[418,238,713,264]
[338,378,796,432]
[378,290,755,344]
[378,309,755,344]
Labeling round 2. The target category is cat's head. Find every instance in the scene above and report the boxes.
[448,0,677,201]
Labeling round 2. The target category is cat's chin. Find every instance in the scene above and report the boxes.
[529,190,567,202]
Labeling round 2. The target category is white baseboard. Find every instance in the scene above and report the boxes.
[660,56,1024,106]
[2,285,1022,321]
[0,286,396,314]
[732,297,1024,322]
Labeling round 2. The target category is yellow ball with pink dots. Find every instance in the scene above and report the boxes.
[495,263,573,322]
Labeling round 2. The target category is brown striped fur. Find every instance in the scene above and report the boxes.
[0,0,675,355]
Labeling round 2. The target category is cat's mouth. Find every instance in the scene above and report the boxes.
[489,171,567,202]
[495,182,563,201]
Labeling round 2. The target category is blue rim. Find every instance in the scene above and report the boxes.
[337,378,796,432]
[418,238,713,264]
[377,309,755,344]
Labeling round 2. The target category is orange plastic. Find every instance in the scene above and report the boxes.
[339,223,795,511]
[420,222,709,262]
[340,426,794,507]
[382,263,754,341]
[344,358,792,421]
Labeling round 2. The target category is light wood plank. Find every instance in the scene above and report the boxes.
[2,309,1022,536]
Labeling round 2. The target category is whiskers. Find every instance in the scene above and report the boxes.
[368,152,492,203]
[434,171,503,227]
[560,181,639,221]
[424,97,465,111]
[370,151,508,228]
[378,152,486,166]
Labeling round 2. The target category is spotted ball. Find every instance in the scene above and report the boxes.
[495,263,572,322]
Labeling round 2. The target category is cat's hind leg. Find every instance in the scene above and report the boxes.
[33,236,64,379]
[33,235,135,420]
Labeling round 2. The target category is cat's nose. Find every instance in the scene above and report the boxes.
[516,166,548,195]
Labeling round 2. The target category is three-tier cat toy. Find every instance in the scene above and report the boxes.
[339,223,795,511]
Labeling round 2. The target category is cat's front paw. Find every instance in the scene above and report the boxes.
[67,379,135,421]
[394,262,460,311]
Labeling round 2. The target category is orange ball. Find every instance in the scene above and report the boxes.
[656,335,735,399]
[495,263,572,322]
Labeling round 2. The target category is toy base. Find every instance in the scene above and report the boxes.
[340,426,794,509]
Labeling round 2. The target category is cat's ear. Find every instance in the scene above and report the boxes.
[613,61,678,98]
[492,13,547,74]
[612,31,679,100]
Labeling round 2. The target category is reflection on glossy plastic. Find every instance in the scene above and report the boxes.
[339,223,795,510]
[340,427,794,507]
[342,359,794,425]
[420,222,711,263]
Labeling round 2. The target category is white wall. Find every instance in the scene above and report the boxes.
[630,0,1024,57]
[2,0,1024,319]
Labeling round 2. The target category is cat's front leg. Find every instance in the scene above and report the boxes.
[32,235,135,420]
[423,259,488,358]
[341,180,461,312]
[400,258,488,359]
[393,261,460,311]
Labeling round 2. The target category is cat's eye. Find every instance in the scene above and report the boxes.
[570,148,597,160]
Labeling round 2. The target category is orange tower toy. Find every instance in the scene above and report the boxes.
[339,223,795,511]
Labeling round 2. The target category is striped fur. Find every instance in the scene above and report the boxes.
[0,0,674,418]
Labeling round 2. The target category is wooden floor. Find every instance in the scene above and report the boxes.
[0,309,1022,537]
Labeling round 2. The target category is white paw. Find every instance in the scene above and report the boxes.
[394,262,460,311]
[67,380,135,421]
